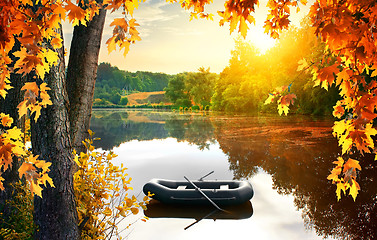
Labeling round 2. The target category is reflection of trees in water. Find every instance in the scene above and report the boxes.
[90,111,216,151]
[90,111,168,150]
[164,114,216,150]
[213,115,377,240]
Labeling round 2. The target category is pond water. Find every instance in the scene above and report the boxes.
[90,109,377,240]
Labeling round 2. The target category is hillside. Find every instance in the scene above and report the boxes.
[126,91,171,105]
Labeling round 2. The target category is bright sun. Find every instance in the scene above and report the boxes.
[246,26,276,54]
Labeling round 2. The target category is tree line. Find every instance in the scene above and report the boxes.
[93,62,173,106]
[164,22,340,116]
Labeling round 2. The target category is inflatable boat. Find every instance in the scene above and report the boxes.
[143,178,254,206]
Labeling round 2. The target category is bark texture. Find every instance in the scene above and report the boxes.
[66,5,106,153]
[32,28,80,240]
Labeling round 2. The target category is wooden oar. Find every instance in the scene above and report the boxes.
[184,176,224,211]
[198,171,214,181]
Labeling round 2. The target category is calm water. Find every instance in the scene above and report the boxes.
[90,109,377,240]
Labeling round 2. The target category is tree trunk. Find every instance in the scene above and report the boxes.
[32,27,80,240]
[66,4,106,153]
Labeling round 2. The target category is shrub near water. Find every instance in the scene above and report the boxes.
[73,131,151,239]
[0,182,34,240]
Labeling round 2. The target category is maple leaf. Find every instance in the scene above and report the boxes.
[52,4,66,21]
[332,101,345,118]
[21,82,39,95]
[280,93,296,106]
[349,129,371,153]
[264,94,275,105]
[327,166,341,182]
[0,113,13,127]
[336,182,346,201]
[39,173,55,188]
[316,63,340,90]
[51,37,63,49]
[277,103,289,116]
[297,58,308,71]
[18,162,36,179]
[349,179,360,201]
[30,180,43,198]
[17,100,28,119]
[0,143,14,172]
[239,16,249,38]
[110,18,128,29]
[66,1,86,26]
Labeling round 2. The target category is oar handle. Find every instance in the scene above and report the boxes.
[198,171,214,181]
[184,176,223,211]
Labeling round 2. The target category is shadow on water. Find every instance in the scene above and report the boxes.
[90,109,377,240]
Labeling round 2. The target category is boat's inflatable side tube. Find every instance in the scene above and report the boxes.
[143,179,254,206]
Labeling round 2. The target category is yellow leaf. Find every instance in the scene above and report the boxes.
[17,100,28,118]
[39,173,55,188]
[103,207,112,216]
[349,179,360,201]
[239,17,248,38]
[336,182,346,201]
[45,49,59,65]
[264,94,275,105]
[6,127,22,141]
[277,104,289,116]
[31,181,43,198]
[297,58,308,71]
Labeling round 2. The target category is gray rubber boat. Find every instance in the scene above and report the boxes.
[143,178,254,206]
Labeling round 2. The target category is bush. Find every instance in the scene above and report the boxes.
[73,131,151,239]
[119,97,128,105]
[109,93,121,105]
[0,182,34,240]
[93,98,111,106]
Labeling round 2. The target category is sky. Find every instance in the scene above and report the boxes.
[63,0,310,74]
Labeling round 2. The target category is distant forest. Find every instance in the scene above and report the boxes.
[93,62,173,106]
[94,22,340,115]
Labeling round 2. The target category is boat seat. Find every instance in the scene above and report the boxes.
[177,185,187,190]
[220,185,229,190]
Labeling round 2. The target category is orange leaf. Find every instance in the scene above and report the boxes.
[332,101,345,118]
[18,162,36,179]
[21,82,39,95]
[0,113,13,127]
[0,143,14,172]
[110,18,128,29]
[66,1,86,26]
[316,63,340,90]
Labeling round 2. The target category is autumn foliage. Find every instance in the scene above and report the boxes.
[73,132,150,239]
[0,0,142,197]
[0,0,376,213]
